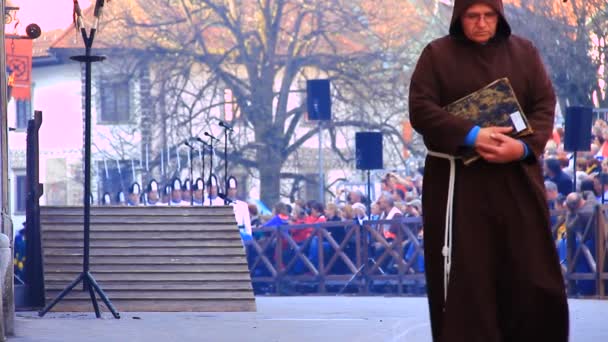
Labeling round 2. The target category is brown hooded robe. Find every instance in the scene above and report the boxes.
[409,0,569,341]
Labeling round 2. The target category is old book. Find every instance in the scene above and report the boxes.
[443,77,532,165]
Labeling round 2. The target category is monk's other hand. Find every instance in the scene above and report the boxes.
[475,126,512,148]
[476,132,524,163]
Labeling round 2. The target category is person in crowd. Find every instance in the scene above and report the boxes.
[545,180,559,210]
[565,192,597,295]
[169,178,188,206]
[545,158,574,196]
[249,203,261,228]
[127,182,141,206]
[192,178,204,205]
[100,192,112,206]
[579,179,597,198]
[352,202,368,223]
[370,202,382,221]
[341,204,354,221]
[115,191,126,206]
[205,174,224,206]
[325,203,342,222]
[393,188,406,206]
[305,201,328,273]
[264,202,290,227]
[161,184,171,205]
[409,0,568,339]
[404,199,422,217]
[181,179,193,204]
[372,193,403,273]
[226,176,252,245]
[145,179,165,206]
[14,223,26,281]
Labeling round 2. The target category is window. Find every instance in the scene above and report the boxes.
[15,100,31,130]
[15,174,27,214]
[99,79,130,124]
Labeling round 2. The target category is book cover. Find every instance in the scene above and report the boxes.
[443,77,532,165]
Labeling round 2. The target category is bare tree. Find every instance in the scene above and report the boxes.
[506,0,608,109]
[93,0,444,205]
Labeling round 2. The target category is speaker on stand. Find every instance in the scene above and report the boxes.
[564,106,593,193]
[306,79,332,203]
[355,132,383,217]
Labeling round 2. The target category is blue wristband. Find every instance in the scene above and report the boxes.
[464,126,481,146]
[519,140,529,160]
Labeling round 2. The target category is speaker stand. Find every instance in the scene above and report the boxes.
[572,151,577,194]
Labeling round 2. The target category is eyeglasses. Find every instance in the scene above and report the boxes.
[463,11,498,23]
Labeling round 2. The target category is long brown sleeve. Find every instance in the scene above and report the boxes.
[409,45,476,155]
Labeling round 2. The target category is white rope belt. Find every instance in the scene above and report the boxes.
[427,150,459,303]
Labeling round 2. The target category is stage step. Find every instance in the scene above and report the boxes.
[40,206,256,312]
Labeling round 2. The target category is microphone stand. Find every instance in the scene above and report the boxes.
[220,124,232,205]
[39,0,119,319]
[208,139,214,206]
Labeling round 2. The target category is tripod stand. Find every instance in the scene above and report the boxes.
[39,2,119,319]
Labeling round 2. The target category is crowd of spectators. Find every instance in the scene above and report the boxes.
[247,172,425,281]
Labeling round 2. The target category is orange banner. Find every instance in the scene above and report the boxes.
[6,38,33,100]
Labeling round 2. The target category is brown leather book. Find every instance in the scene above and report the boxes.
[443,77,532,165]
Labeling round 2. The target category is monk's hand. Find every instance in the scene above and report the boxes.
[476,131,525,163]
[475,126,513,148]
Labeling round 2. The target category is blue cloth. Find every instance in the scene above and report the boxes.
[464,125,480,146]
[262,215,288,227]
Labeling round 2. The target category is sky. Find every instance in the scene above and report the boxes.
[9,0,92,33]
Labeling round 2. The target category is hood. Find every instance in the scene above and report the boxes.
[449,0,511,40]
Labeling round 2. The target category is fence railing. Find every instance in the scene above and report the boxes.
[250,207,608,298]
[248,217,425,295]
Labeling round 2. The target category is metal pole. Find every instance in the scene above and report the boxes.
[224,129,228,205]
[0,0,11,237]
[573,151,577,194]
[318,121,324,204]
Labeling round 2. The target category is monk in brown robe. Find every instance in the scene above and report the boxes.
[409,0,569,341]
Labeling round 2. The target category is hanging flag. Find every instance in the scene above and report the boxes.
[6,37,34,100]
[177,147,181,170]
[103,158,109,179]
[187,146,191,170]
[161,150,165,176]
[116,159,122,176]
[146,144,149,171]
[167,143,171,173]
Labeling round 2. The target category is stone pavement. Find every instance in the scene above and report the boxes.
[8,297,608,342]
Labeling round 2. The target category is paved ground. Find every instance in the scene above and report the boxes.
[8,297,608,342]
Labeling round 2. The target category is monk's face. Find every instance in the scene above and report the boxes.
[461,3,498,44]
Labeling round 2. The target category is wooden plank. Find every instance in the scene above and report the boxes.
[40,216,237,225]
[43,255,248,265]
[41,231,233,240]
[41,206,235,217]
[44,272,251,282]
[45,282,253,291]
[46,299,256,312]
[45,291,255,300]
[44,264,250,273]
[41,224,238,232]
[42,239,244,248]
[43,247,245,256]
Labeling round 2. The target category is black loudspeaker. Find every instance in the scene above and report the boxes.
[306,79,331,121]
[356,132,383,170]
[564,106,593,152]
